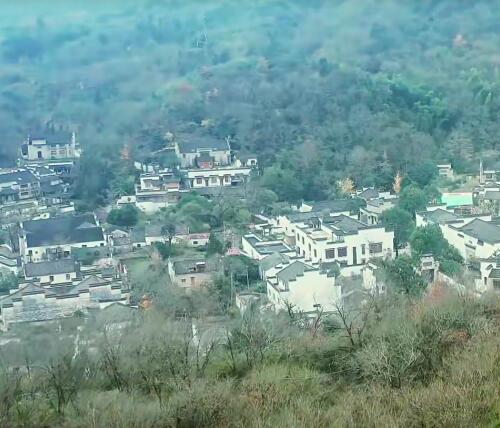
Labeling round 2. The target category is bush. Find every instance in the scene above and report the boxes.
[107,205,139,227]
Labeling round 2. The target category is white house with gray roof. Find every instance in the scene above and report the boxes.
[475,256,500,292]
[242,234,295,261]
[443,218,500,261]
[266,259,341,313]
[0,273,129,331]
[19,214,106,262]
[174,134,231,168]
[288,214,394,267]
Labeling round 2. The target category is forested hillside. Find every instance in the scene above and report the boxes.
[1,1,500,202]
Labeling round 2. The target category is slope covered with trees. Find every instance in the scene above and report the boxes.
[1,1,500,203]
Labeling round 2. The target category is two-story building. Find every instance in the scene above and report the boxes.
[290,214,394,267]
[0,169,40,205]
[359,198,397,225]
[443,218,500,261]
[19,213,106,262]
[266,259,341,313]
[24,259,80,285]
[174,134,231,168]
[21,130,81,175]
[475,256,500,292]
[167,256,218,288]
[135,170,180,213]
[185,165,253,189]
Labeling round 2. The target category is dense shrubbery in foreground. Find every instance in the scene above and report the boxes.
[1,292,499,427]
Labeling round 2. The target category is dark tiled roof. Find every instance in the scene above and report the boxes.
[484,191,500,201]
[303,199,351,213]
[358,188,379,200]
[130,227,146,243]
[459,219,500,244]
[488,268,500,279]
[259,252,290,272]
[29,129,73,146]
[25,259,78,277]
[171,256,218,275]
[176,134,229,153]
[0,170,38,185]
[324,215,369,234]
[23,214,104,247]
[145,224,163,237]
[420,209,460,224]
[197,151,214,162]
[276,261,315,283]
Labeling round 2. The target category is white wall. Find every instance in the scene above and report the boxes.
[267,270,341,313]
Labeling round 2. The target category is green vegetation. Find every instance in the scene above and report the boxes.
[1,292,499,427]
[107,204,139,227]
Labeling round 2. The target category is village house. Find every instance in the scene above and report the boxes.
[0,169,40,205]
[19,213,106,262]
[184,165,253,189]
[241,233,295,260]
[167,256,218,288]
[356,188,397,203]
[24,259,80,285]
[0,272,129,331]
[443,218,500,261]
[20,130,81,175]
[234,153,258,168]
[286,214,394,267]
[415,207,497,261]
[174,134,231,168]
[297,199,352,214]
[475,256,500,292]
[135,170,180,213]
[0,245,21,274]
[359,198,396,225]
[437,163,454,179]
[266,259,341,313]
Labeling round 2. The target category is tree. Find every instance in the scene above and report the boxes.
[407,161,437,188]
[260,166,304,203]
[409,224,446,258]
[206,233,224,255]
[398,184,427,216]
[380,207,414,256]
[107,205,139,227]
[383,256,426,296]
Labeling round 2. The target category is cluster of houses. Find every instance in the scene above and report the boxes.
[0,130,79,223]
[0,212,131,330]
[119,133,257,213]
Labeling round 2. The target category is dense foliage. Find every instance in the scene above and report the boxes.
[1,1,500,204]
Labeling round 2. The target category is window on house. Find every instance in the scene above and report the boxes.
[361,258,366,264]
[314,249,317,258]
[301,237,305,244]
[82,244,87,248]
[361,244,366,255]
[369,242,383,254]
[64,251,70,256]
[196,178,203,184]
[181,278,186,283]
[100,243,104,246]
[192,241,198,245]
[308,244,311,252]
[337,247,347,257]
[49,275,54,281]
[28,250,33,256]
[325,249,335,259]
[484,277,487,285]
[66,274,71,280]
